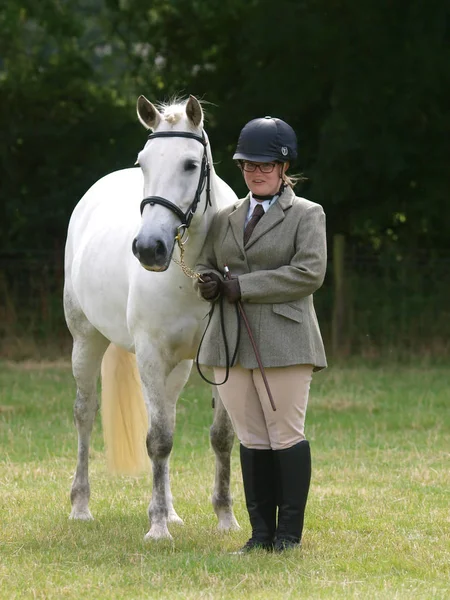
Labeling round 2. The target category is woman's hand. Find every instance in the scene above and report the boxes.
[198,272,222,300]
[222,277,241,303]
[198,272,241,303]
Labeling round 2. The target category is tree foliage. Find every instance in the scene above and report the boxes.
[1,0,449,254]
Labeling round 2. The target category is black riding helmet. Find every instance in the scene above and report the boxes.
[233,116,298,163]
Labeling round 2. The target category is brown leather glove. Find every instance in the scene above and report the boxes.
[222,277,241,303]
[198,272,222,301]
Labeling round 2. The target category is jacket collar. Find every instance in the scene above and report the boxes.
[228,186,295,251]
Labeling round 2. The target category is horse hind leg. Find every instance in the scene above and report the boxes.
[67,311,109,520]
[210,388,240,531]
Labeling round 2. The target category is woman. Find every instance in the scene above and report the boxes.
[195,116,327,553]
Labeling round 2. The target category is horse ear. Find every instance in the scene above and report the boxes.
[186,95,203,128]
[136,95,162,130]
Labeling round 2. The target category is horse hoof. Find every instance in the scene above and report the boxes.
[144,525,173,541]
[69,508,94,521]
[217,512,240,531]
[167,511,184,525]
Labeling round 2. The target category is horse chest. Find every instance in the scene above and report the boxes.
[130,281,206,360]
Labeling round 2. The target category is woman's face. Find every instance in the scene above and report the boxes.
[242,162,287,196]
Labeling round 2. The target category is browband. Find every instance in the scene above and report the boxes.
[147,131,207,146]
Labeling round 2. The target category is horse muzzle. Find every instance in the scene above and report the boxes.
[132,235,173,271]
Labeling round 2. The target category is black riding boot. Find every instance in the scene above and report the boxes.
[237,444,277,553]
[274,440,311,552]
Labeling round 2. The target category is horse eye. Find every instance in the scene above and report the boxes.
[184,160,198,172]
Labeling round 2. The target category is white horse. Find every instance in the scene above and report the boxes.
[64,95,240,540]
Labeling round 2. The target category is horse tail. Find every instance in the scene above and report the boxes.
[101,343,149,475]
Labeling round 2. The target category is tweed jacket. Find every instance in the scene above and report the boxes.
[194,186,327,371]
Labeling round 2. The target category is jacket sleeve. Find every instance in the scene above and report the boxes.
[193,212,224,297]
[238,204,327,303]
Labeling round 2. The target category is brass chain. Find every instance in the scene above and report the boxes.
[172,233,203,281]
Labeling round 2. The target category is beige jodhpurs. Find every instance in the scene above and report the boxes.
[213,364,313,450]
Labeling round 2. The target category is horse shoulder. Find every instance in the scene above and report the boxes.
[128,267,208,360]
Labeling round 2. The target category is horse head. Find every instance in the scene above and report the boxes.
[132,95,210,272]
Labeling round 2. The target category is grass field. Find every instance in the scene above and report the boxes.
[0,360,449,599]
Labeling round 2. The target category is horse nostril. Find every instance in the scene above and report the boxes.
[132,238,139,257]
[155,240,165,259]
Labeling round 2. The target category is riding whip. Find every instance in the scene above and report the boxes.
[224,265,277,412]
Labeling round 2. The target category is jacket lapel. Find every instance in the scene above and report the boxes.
[245,187,295,249]
[228,195,250,253]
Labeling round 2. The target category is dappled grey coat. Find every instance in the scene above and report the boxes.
[194,186,327,371]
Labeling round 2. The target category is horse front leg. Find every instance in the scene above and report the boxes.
[163,359,193,524]
[137,351,188,540]
[210,388,240,531]
[69,329,109,520]
[145,414,174,540]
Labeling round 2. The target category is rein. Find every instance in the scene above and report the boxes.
[195,271,277,411]
[139,131,212,230]
[196,295,241,387]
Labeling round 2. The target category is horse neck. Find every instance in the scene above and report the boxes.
[205,136,234,213]
[175,132,235,269]
[180,173,218,267]
[176,179,219,271]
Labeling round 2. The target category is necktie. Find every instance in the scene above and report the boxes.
[243,204,265,245]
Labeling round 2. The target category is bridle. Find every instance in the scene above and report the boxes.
[139,130,212,235]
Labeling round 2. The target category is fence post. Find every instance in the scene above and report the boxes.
[332,234,349,356]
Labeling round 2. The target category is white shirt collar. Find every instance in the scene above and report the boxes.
[246,194,278,225]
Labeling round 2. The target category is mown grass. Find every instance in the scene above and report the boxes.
[0,361,449,599]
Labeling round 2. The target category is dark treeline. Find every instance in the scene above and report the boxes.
[1,1,450,358]
[1,0,449,256]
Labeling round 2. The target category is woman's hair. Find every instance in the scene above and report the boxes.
[282,164,307,189]
[282,171,307,189]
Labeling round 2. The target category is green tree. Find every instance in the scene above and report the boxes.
[2,0,449,254]
[0,0,142,254]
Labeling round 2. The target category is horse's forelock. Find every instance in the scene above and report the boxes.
[156,96,205,128]
[163,108,184,125]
